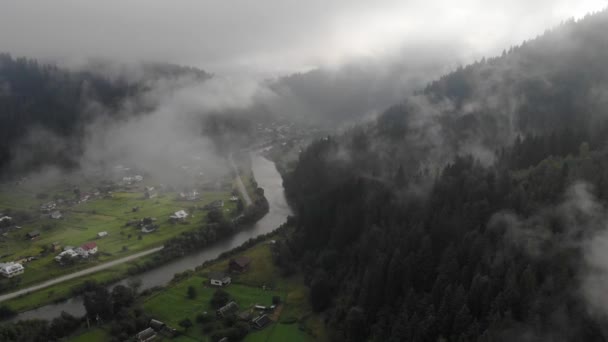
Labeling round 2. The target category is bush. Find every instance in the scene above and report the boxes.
[187,285,197,299]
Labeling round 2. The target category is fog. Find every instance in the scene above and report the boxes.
[0,1,604,74]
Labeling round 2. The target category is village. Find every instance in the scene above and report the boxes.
[0,159,251,296]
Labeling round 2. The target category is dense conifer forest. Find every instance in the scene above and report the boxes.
[279,10,608,342]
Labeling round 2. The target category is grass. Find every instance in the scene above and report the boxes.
[245,322,311,342]
[0,179,238,296]
[68,327,109,342]
[139,240,327,341]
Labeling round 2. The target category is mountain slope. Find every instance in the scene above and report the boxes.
[280,9,608,342]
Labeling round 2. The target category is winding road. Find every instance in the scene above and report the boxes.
[229,153,253,206]
[0,246,164,303]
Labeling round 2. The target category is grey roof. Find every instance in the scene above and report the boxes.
[252,314,272,328]
[136,327,156,340]
[218,301,239,316]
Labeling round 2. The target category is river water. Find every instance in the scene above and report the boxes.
[12,153,292,321]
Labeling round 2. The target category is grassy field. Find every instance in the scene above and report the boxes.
[136,240,327,342]
[0,174,241,302]
[68,327,110,342]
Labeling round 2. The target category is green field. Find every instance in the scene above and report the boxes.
[136,240,326,342]
[0,174,242,299]
[68,327,110,342]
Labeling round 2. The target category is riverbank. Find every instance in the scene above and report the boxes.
[3,153,290,321]
[66,228,326,342]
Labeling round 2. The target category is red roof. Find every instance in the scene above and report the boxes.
[81,242,97,250]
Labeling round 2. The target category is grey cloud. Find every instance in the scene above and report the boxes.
[490,182,608,320]
[0,1,603,74]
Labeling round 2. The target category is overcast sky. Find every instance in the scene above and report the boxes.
[0,1,606,75]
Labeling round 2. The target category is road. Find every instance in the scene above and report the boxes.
[0,246,164,303]
[229,153,253,206]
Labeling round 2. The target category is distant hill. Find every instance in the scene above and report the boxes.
[0,54,211,176]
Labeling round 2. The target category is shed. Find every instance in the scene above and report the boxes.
[229,256,252,273]
[135,327,156,342]
[149,319,166,331]
[26,231,40,240]
[251,314,272,329]
[217,301,239,318]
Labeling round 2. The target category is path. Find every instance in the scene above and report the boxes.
[229,153,253,206]
[0,246,164,303]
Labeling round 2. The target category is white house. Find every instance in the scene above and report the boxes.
[97,231,108,238]
[0,262,24,278]
[170,210,188,221]
[209,272,231,286]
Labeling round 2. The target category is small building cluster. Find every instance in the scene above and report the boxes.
[135,319,176,341]
[55,242,98,263]
[0,262,24,278]
[39,201,57,212]
[178,190,199,201]
[122,175,143,185]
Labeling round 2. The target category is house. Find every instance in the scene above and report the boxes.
[135,327,156,342]
[209,272,231,286]
[50,211,62,219]
[55,249,78,262]
[82,242,98,254]
[26,231,40,240]
[251,314,272,329]
[229,256,252,273]
[97,231,108,238]
[217,301,239,318]
[149,319,166,331]
[170,210,188,222]
[0,262,24,278]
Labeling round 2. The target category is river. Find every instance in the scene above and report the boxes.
[12,153,292,321]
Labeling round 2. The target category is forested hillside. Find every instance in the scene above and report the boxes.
[279,9,608,342]
[0,54,215,177]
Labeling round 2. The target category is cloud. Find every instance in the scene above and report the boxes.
[0,1,604,74]
[490,182,608,320]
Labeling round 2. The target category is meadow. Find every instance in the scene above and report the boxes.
[0,175,240,296]
[133,240,326,342]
